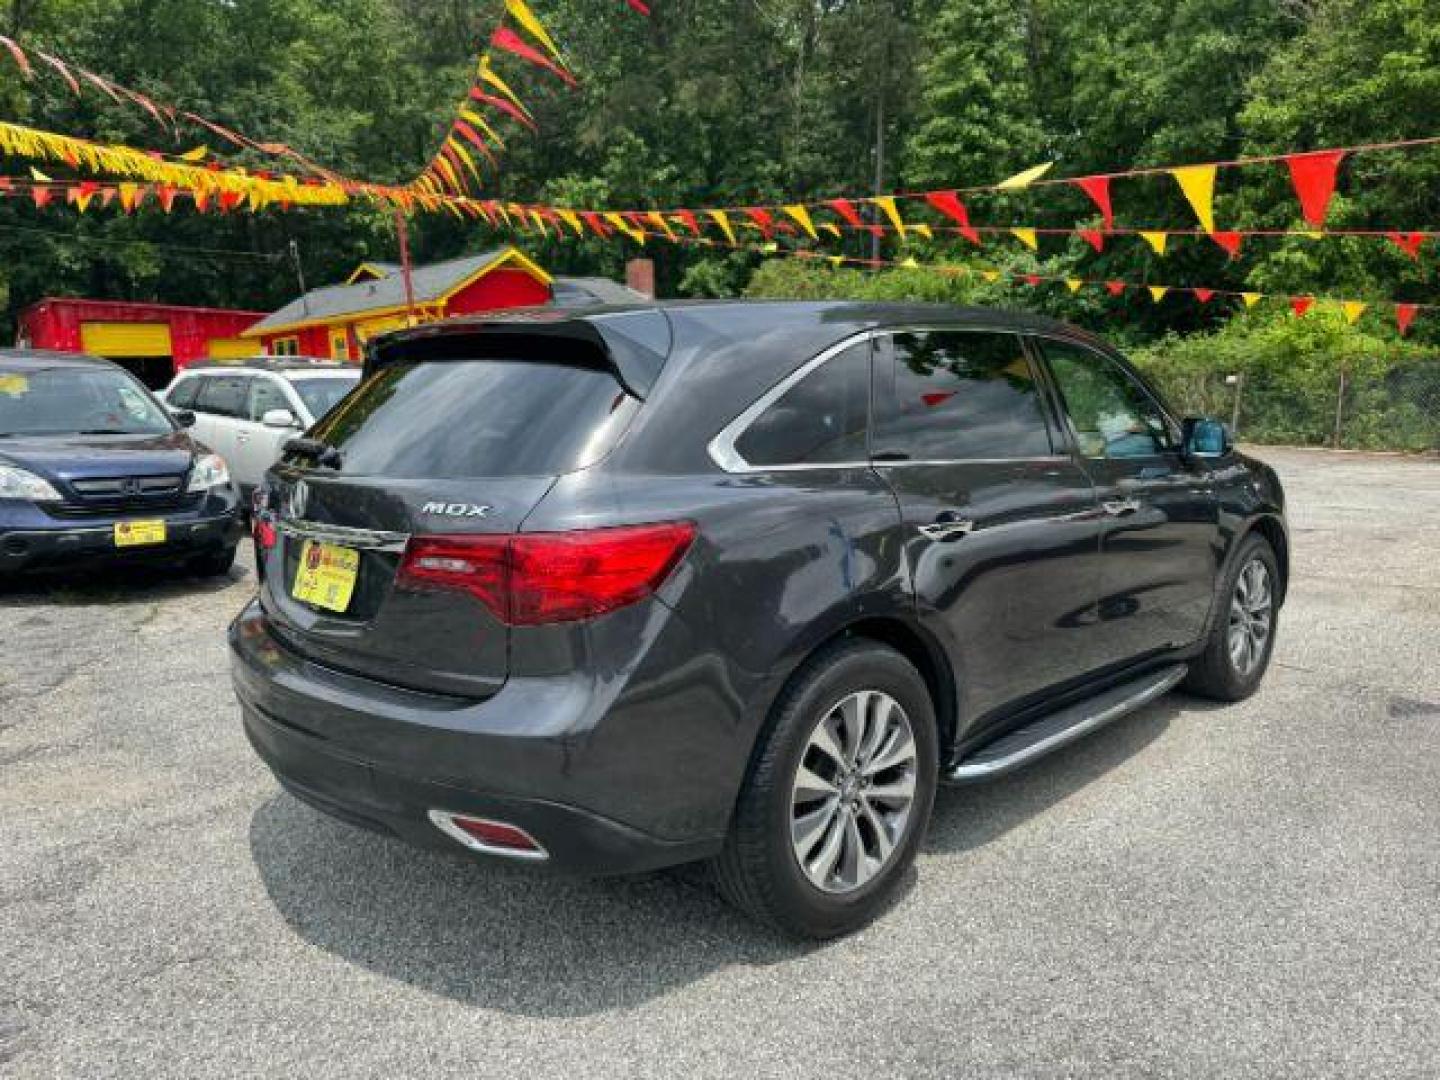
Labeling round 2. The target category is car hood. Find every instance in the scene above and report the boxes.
[0,431,197,481]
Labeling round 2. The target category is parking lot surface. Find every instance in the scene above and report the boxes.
[3,447,1439,1079]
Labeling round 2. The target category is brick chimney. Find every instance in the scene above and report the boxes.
[625,258,656,299]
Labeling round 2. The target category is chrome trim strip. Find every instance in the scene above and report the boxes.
[276,518,410,552]
[427,809,550,862]
[945,664,1187,783]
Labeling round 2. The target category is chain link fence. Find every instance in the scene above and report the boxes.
[1144,355,1440,453]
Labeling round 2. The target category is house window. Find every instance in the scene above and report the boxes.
[331,330,350,361]
[271,337,299,357]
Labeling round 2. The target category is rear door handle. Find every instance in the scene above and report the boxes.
[1102,497,1142,517]
[919,511,975,541]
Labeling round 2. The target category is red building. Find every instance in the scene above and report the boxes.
[241,246,555,361]
[17,298,267,387]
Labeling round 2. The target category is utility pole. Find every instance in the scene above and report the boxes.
[288,239,310,316]
[870,40,887,266]
[395,209,417,326]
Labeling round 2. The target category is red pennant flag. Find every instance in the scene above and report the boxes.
[745,208,775,238]
[1211,231,1243,258]
[453,121,500,169]
[1290,296,1314,318]
[828,198,865,230]
[491,26,576,87]
[31,185,51,209]
[1023,274,1042,287]
[38,51,80,95]
[1075,176,1114,230]
[924,191,980,245]
[1193,288,1214,303]
[193,189,211,213]
[469,88,539,131]
[624,0,651,13]
[674,210,702,237]
[100,186,117,208]
[1386,232,1426,260]
[1079,229,1105,253]
[1285,150,1345,228]
[1105,281,1126,297]
[156,186,178,212]
[219,190,244,212]
[580,211,612,237]
[1395,304,1418,336]
[0,34,33,77]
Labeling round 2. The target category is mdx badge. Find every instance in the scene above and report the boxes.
[422,501,492,518]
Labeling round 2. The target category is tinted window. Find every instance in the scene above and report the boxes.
[1041,340,1174,459]
[195,376,249,418]
[734,342,870,466]
[308,359,638,478]
[247,377,291,422]
[166,377,200,409]
[0,365,173,436]
[874,331,1052,460]
[290,375,358,420]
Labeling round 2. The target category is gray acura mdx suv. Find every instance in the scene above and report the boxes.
[231,301,1287,938]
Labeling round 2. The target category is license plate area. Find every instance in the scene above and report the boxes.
[114,519,166,547]
[291,540,360,614]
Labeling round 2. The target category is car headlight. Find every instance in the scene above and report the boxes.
[0,464,62,502]
[186,453,231,493]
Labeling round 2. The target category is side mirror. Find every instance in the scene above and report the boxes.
[262,408,301,430]
[1182,416,1232,459]
[173,409,196,429]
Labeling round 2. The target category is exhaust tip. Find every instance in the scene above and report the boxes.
[427,809,549,861]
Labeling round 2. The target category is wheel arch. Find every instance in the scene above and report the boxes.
[1242,514,1289,606]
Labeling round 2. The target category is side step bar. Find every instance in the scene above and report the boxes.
[944,663,1188,784]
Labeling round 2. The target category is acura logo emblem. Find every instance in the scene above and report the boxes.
[286,480,309,520]
[121,478,142,496]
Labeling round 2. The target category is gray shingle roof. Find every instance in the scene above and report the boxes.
[551,277,650,307]
[245,249,516,335]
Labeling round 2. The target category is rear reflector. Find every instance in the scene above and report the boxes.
[397,521,695,625]
[427,809,548,860]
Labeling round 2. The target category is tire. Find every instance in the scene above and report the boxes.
[713,639,939,939]
[192,544,238,578]
[1183,533,1279,701]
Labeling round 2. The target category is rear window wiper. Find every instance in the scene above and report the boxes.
[284,436,343,469]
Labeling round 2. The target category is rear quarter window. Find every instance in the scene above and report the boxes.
[166,377,200,409]
[309,359,639,478]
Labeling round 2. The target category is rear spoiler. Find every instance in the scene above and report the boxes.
[364,308,673,400]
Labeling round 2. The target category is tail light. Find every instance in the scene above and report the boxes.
[397,521,695,625]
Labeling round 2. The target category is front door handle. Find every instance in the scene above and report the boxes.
[1102,497,1142,517]
[919,511,975,541]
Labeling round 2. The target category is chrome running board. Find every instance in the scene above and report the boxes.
[944,664,1187,784]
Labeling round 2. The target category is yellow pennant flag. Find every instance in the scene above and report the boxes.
[479,56,530,116]
[1170,164,1217,234]
[605,211,643,243]
[118,182,140,212]
[821,223,841,238]
[1148,285,1170,303]
[1010,227,1039,251]
[910,223,933,240]
[1342,300,1368,325]
[1140,231,1169,255]
[760,241,779,254]
[980,269,1001,283]
[829,255,845,267]
[1240,292,1262,308]
[459,108,506,149]
[505,0,561,60]
[557,208,583,236]
[996,161,1054,191]
[872,195,906,236]
[647,210,677,242]
[900,256,920,268]
[29,166,50,182]
[781,204,818,241]
[707,209,736,245]
[178,145,209,163]
[1303,230,1324,241]
[1065,278,1084,294]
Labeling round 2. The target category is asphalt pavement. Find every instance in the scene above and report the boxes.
[2,446,1438,1079]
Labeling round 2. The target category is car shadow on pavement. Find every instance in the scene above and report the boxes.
[248,693,1215,1017]
[0,561,248,607]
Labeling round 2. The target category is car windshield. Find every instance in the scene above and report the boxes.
[291,375,359,420]
[0,365,174,437]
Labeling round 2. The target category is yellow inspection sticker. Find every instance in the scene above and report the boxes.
[0,374,29,396]
[113,520,167,547]
[291,540,360,613]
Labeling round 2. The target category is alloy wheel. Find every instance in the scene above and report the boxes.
[789,690,918,894]
[1228,558,1273,677]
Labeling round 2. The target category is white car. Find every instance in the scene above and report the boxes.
[162,360,360,496]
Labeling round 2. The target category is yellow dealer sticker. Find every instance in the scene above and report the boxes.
[291,540,359,614]
[114,520,167,547]
[0,374,29,396]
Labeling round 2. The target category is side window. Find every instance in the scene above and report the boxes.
[1040,340,1174,459]
[166,377,199,409]
[196,376,249,419]
[734,342,871,467]
[873,330,1053,461]
[247,377,290,422]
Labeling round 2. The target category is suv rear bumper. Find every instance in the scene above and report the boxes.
[229,600,733,875]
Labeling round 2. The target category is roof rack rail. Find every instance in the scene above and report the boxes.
[180,356,354,373]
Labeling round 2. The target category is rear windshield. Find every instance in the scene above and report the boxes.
[307,359,639,478]
[0,366,173,437]
[291,375,358,420]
